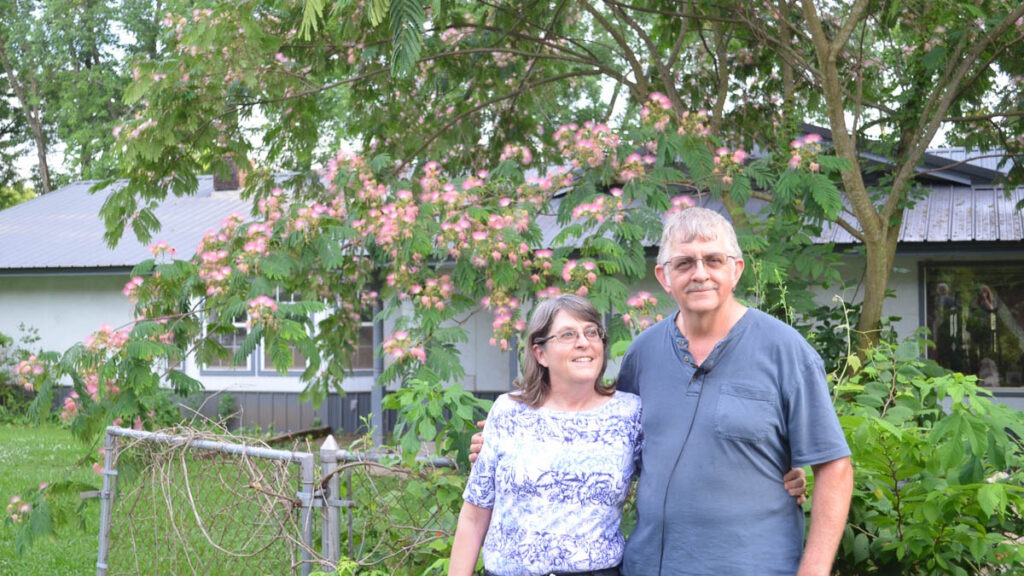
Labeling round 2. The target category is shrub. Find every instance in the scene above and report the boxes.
[0,326,45,424]
[831,332,1024,575]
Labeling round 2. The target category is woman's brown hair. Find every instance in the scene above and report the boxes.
[513,294,612,408]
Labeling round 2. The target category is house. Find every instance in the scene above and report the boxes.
[2,153,1022,433]
[812,145,1024,411]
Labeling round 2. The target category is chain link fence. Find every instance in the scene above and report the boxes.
[95,426,459,575]
[325,445,461,572]
[97,427,319,575]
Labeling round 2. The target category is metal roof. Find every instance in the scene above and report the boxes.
[0,177,252,271]
[925,148,1012,175]
[818,185,1024,245]
[2,175,1021,274]
[542,184,1024,249]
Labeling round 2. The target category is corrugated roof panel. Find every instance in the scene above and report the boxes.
[1015,188,1024,240]
[997,187,1023,241]
[901,192,930,242]
[536,210,562,248]
[950,190,974,241]
[926,187,954,242]
[974,188,998,241]
[926,148,1010,174]
[0,177,251,270]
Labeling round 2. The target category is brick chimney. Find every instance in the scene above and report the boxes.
[213,155,241,191]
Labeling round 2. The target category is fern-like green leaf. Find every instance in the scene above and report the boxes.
[367,0,391,26]
[300,0,327,39]
[269,337,294,375]
[389,0,426,76]
[167,369,204,396]
[809,173,843,219]
[234,326,261,365]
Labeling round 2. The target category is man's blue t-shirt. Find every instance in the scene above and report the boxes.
[618,308,850,575]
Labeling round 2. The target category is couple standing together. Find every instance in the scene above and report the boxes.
[449,207,854,576]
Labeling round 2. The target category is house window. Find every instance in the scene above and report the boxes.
[261,291,309,374]
[923,262,1024,387]
[201,299,376,375]
[204,313,252,371]
[351,313,375,371]
[261,339,308,372]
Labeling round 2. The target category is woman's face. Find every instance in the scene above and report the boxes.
[532,310,605,388]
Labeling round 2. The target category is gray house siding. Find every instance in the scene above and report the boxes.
[181,389,505,437]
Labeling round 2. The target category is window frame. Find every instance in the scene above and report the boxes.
[199,311,256,376]
[920,258,1024,388]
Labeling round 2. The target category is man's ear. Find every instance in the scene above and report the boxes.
[655,263,671,292]
[731,258,745,289]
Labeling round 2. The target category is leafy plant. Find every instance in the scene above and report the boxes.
[0,425,102,573]
[794,296,900,376]
[0,326,48,425]
[310,557,390,576]
[831,331,1024,575]
[382,378,491,468]
[216,392,238,430]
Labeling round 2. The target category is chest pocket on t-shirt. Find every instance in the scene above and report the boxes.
[714,384,776,442]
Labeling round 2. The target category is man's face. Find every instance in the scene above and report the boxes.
[654,233,744,317]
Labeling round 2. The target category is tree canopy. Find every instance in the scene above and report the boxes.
[17,0,1023,463]
[0,0,157,193]
[77,0,1023,346]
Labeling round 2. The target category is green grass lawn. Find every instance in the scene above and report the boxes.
[0,423,102,576]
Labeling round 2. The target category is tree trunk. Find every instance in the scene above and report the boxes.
[856,235,892,350]
[0,37,51,193]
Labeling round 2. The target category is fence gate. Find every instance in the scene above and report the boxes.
[95,426,318,576]
[95,426,458,575]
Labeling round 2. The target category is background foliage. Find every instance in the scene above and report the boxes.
[0,0,1018,342]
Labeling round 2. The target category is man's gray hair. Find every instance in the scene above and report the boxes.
[657,207,743,264]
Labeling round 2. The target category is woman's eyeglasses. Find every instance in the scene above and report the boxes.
[535,326,605,345]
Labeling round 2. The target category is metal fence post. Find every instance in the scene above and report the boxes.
[95,427,120,576]
[298,453,316,576]
[320,435,340,568]
[341,450,356,560]
[371,298,384,446]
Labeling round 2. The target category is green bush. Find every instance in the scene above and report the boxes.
[383,378,491,469]
[0,326,45,424]
[831,332,1024,575]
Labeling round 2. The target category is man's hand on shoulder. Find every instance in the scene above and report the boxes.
[468,419,486,465]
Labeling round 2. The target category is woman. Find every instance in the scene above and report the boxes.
[449,295,640,576]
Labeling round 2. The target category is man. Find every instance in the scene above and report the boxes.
[617,207,852,575]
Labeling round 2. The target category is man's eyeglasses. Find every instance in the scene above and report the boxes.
[535,326,605,345]
[662,253,736,274]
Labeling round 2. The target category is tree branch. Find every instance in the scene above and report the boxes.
[604,0,682,106]
[946,109,1024,123]
[579,1,650,98]
[884,6,1024,221]
[799,0,878,240]
[395,70,603,173]
[915,152,1024,179]
[830,0,873,60]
